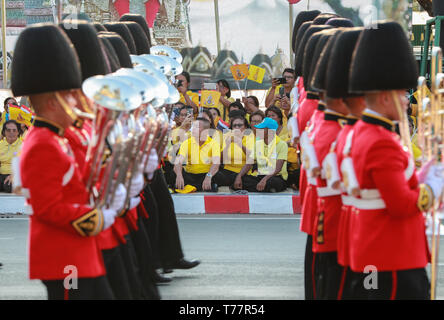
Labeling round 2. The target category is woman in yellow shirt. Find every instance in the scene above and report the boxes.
[216,79,235,122]
[0,120,22,193]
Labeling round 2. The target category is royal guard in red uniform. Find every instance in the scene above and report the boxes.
[10,23,128,300]
[346,21,444,299]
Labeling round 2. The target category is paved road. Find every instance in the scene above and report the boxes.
[1,215,444,300]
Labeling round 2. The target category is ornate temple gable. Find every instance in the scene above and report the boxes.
[180,47,193,71]
[213,49,238,79]
[189,46,213,77]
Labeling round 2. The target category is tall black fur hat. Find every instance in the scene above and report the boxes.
[349,21,418,93]
[313,13,339,25]
[302,28,333,92]
[293,21,312,72]
[292,10,321,53]
[326,28,363,98]
[103,22,137,55]
[99,32,132,68]
[121,21,150,55]
[119,14,152,47]
[98,35,121,73]
[59,20,108,81]
[94,22,107,32]
[98,32,133,68]
[295,24,332,77]
[11,23,82,96]
[326,18,354,28]
[310,30,341,92]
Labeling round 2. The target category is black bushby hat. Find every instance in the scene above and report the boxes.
[11,23,82,96]
[99,32,133,68]
[59,20,108,81]
[98,35,121,72]
[94,22,107,32]
[292,10,321,53]
[313,13,339,25]
[310,29,341,92]
[295,24,332,77]
[293,21,312,72]
[103,22,137,55]
[326,28,363,98]
[326,18,354,28]
[121,21,150,55]
[119,14,152,47]
[349,21,418,93]
[302,28,333,92]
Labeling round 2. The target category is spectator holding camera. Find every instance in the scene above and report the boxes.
[0,120,22,193]
[242,95,260,121]
[265,68,296,110]
[216,79,235,122]
[176,71,199,116]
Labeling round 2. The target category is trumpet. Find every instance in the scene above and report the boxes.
[417,46,444,300]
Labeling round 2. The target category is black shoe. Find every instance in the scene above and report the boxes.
[165,258,201,270]
[0,262,3,268]
[211,183,218,193]
[153,271,172,283]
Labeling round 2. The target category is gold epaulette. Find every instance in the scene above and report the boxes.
[418,184,434,212]
[72,208,104,237]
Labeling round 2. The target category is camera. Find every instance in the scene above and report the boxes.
[274,77,287,85]
[176,79,183,88]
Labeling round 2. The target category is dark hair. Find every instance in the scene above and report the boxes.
[179,105,188,113]
[250,110,266,121]
[195,117,211,127]
[217,79,231,98]
[229,101,244,113]
[228,109,246,119]
[209,107,221,117]
[4,97,16,108]
[247,95,259,107]
[230,116,250,129]
[265,105,283,125]
[200,109,216,129]
[180,71,191,84]
[2,120,23,137]
[282,68,296,77]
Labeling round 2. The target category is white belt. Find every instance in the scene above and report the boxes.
[348,196,386,210]
[307,176,317,186]
[317,187,342,197]
[360,189,381,200]
[341,195,354,206]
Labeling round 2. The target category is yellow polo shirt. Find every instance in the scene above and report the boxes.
[254,135,288,180]
[222,132,255,173]
[0,138,22,175]
[179,91,200,108]
[218,97,235,122]
[178,135,221,174]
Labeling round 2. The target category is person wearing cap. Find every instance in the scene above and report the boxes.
[10,23,130,299]
[174,117,223,192]
[346,21,444,299]
[236,117,288,193]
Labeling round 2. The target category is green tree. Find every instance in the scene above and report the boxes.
[322,0,364,26]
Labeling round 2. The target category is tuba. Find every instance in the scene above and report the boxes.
[417,46,444,300]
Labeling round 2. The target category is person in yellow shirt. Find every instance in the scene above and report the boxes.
[174,117,224,192]
[265,106,289,142]
[0,120,22,193]
[216,79,235,122]
[0,97,18,139]
[176,71,199,115]
[219,116,255,187]
[234,117,288,192]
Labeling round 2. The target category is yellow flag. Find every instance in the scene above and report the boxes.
[201,90,221,108]
[230,64,249,80]
[248,65,266,83]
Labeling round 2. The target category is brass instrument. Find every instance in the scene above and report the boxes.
[417,46,444,300]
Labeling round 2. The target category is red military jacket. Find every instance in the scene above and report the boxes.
[297,77,307,105]
[21,118,106,280]
[300,107,325,235]
[312,111,347,253]
[349,111,429,272]
[334,117,358,267]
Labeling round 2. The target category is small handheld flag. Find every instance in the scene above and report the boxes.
[230,64,249,80]
[248,65,266,84]
[201,90,222,108]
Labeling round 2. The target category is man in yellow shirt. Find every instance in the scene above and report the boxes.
[174,117,223,191]
[0,120,22,193]
[176,71,200,115]
[235,117,288,192]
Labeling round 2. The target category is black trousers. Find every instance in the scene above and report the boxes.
[0,174,12,193]
[119,235,147,299]
[151,170,185,265]
[349,268,430,300]
[216,168,239,188]
[304,234,315,300]
[42,276,114,300]
[241,175,287,192]
[172,168,225,191]
[102,246,133,299]
[338,267,360,300]
[163,161,176,189]
[314,251,344,300]
[141,184,161,269]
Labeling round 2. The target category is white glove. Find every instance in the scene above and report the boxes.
[144,148,159,179]
[425,164,444,199]
[129,197,141,210]
[102,208,118,230]
[109,183,127,212]
[129,173,144,198]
